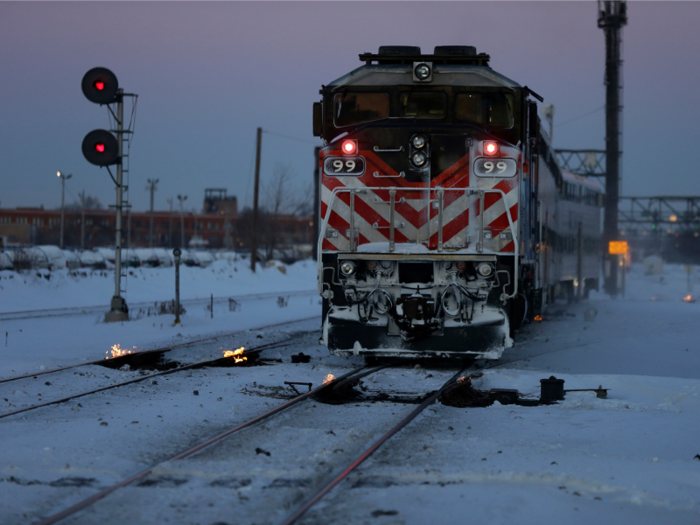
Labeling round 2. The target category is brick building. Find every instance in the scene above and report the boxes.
[0,204,313,250]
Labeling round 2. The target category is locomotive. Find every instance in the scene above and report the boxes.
[312,46,602,360]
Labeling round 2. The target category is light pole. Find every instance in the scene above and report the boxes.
[146,178,159,247]
[57,171,72,248]
[167,198,174,247]
[177,194,188,248]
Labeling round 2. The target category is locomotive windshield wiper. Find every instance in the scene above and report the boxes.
[336,91,345,119]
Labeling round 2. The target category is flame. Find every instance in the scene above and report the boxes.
[106,344,135,359]
[683,295,692,302]
[534,315,543,322]
[223,347,247,363]
[458,376,466,383]
[323,373,335,385]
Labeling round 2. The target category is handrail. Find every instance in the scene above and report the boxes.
[317,186,519,300]
[373,146,404,152]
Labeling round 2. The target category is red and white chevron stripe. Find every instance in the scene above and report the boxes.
[320,148,519,254]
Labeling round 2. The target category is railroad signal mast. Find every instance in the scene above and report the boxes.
[81,67,137,323]
[598,0,627,296]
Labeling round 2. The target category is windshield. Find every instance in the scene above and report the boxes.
[334,92,390,127]
[398,92,446,119]
[454,92,514,128]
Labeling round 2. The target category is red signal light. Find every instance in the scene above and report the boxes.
[95,81,105,91]
[342,140,357,155]
[484,142,498,155]
[95,143,105,153]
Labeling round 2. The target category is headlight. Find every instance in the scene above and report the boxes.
[366,260,378,270]
[411,151,427,167]
[380,260,392,270]
[414,63,431,80]
[476,262,493,278]
[411,135,427,149]
[340,260,356,276]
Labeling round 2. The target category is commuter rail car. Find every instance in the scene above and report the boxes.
[312,45,602,360]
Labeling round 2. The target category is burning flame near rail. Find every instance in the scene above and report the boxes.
[106,344,135,359]
[534,315,543,322]
[323,374,335,385]
[683,295,693,303]
[223,347,247,363]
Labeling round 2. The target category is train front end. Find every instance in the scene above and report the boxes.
[314,46,536,360]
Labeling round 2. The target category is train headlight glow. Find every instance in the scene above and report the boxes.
[411,151,427,167]
[411,135,427,149]
[340,260,356,276]
[484,141,498,156]
[342,140,357,155]
[476,262,494,277]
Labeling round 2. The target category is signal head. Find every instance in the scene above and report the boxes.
[82,129,119,166]
[82,67,119,104]
[484,141,498,156]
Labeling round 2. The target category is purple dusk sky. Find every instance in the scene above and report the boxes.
[1,1,699,213]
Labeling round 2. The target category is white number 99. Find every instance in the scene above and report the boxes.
[333,160,343,172]
[346,160,355,172]
[484,161,494,174]
[497,161,506,173]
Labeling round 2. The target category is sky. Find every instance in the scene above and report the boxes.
[1,1,699,213]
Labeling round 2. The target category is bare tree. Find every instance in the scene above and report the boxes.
[64,194,103,211]
[258,163,311,259]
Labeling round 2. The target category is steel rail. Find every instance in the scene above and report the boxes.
[31,365,372,525]
[0,289,317,322]
[0,315,318,385]
[0,336,302,421]
[279,367,466,525]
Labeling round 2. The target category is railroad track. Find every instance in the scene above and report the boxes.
[0,315,319,385]
[0,289,317,322]
[0,315,319,419]
[31,362,466,525]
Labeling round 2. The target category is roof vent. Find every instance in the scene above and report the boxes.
[434,46,477,56]
[378,46,421,56]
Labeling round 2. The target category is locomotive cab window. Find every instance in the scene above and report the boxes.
[334,92,390,127]
[455,92,514,128]
[398,92,446,119]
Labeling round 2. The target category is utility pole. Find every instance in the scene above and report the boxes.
[79,190,86,249]
[146,178,159,247]
[250,127,262,273]
[167,198,173,247]
[598,0,627,297]
[57,171,72,248]
[177,194,188,248]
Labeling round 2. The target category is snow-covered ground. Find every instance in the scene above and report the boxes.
[0,259,319,378]
[0,262,699,524]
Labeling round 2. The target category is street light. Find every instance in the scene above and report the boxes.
[177,194,188,248]
[57,171,72,248]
